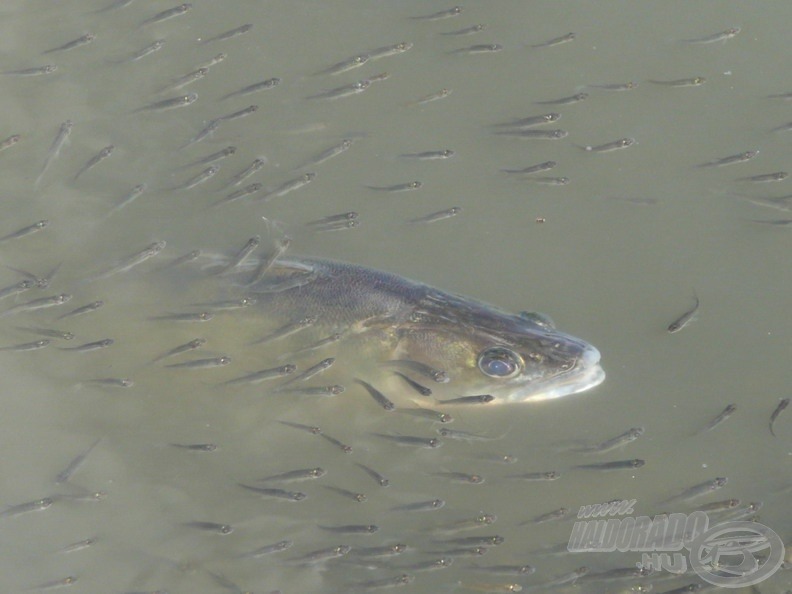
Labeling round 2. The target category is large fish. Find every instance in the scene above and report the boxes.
[189,252,605,405]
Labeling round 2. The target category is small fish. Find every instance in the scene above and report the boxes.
[300,139,355,170]
[16,327,74,341]
[139,3,192,28]
[217,104,259,122]
[307,211,359,227]
[307,79,371,100]
[750,218,792,225]
[135,93,197,113]
[368,42,413,60]
[214,182,263,206]
[701,404,737,432]
[240,539,293,558]
[184,119,220,147]
[410,6,462,20]
[92,241,166,279]
[319,432,353,454]
[408,88,452,106]
[183,521,233,534]
[107,183,147,216]
[323,485,367,502]
[373,433,440,448]
[245,237,291,285]
[0,134,21,151]
[0,339,50,351]
[391,499,445,512]
[494,129,568,139]
[60,338,114,352]
[156,249,201,271]
[575,459,645,471]
[530,32,576,48]
[0,279,35,301]
[682,27,741,44]
[355,462,389,487]
[736,172,788,183]
[540,567,589,587]
[58,300,104,320]
[771,121,792,133]
[400,149,455,160]
[695,498,741,513]
[468,564,535,576]
[535,93,588,105]
[199,23,253,44]
[165,356,231,369]
[222,158,267,188]
[506,471,560,481]
[392,371,432,395]
[580,138,635,152]
[589,81,639,91]
[259,467,326,482]
[436,514,497,533]
[769,398,789,436]
[198,52,227,69]
[571,427,645,453]
[315,54,370,76]
[74,145,114,180]
[1,64,57,76]
[356,379,396,411]
[279,357,335,386]
[212,236,260,275]
[251,316,317,345]
[290,544,351,564]
[116,39,165,63]
[0,497,54,518]
[433,472,484,484]
[662,477,728,505]
[437,427,494,442]
[37,120,73,185]
[649,77,706,87]
[188,298,255,311]
[441,24,486,36]
[384,360,448,383]
[436,394,494,405]
[169,443,217,451]
[366,181,422,192]
[0,220,49,243]
[160,67,208,92]
[319,524,379,534]
[698,150,758,168]
[58,537,98,554]
[278,420,322,435]
[84,378,133,388]
[531,508,569,523]
[274,384,345,397]
[495,113,560,129]
[238,483,306,501]
[429,546,488,557]
[667,295,700,333]
[0,294,71,318]
[44,33,96,54]
[500,161,557,175]
[219,77,281,101]
[149,311,215,322]
[179,146,236,169]
[351,573,414,590]
[259,172,316,201]
[451,44,503,54]
[25,576,77,590]
[170,165,220,191]
[222,363,297,385]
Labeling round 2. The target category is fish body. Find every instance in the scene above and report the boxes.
[202,255,604,405]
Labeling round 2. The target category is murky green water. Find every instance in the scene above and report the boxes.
[1,1,790,593]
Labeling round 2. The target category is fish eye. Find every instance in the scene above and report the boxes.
[478,347,523,378]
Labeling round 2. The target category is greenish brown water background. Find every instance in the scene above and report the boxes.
[0,1,790,592]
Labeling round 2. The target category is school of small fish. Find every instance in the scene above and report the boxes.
[0,2,790,594]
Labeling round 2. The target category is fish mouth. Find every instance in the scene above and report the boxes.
[502,344,605,404]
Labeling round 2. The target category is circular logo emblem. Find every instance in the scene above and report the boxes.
[688,521,785,588]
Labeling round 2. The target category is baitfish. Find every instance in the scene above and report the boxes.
[192,254,605,405]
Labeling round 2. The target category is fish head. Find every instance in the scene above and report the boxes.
[393,291,605,403]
